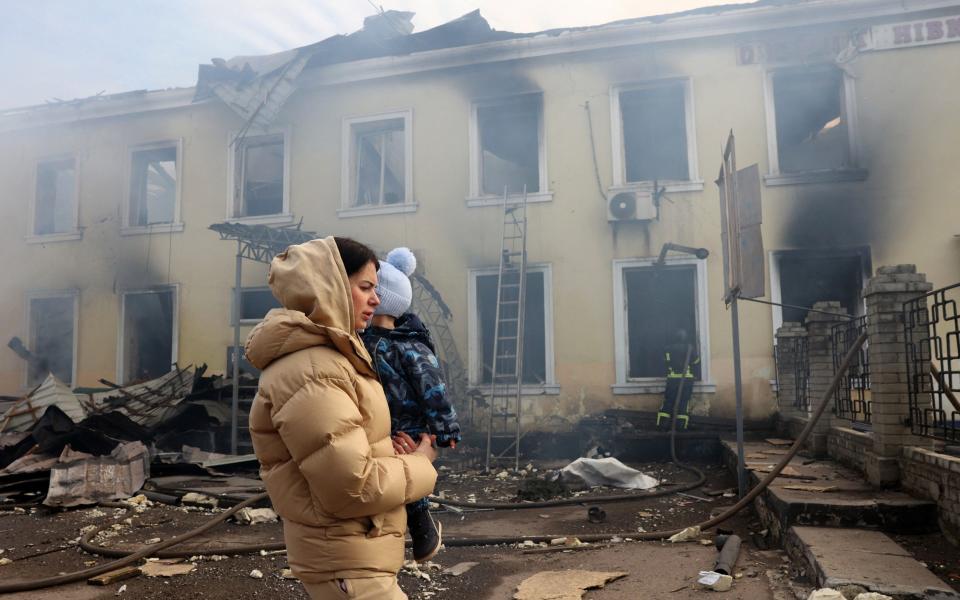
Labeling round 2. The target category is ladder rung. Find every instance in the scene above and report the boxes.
[503,251,523,257]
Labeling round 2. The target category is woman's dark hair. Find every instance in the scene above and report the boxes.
[334,237,379,276]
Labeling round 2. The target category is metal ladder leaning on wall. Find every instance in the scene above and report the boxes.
[484,187,529,473]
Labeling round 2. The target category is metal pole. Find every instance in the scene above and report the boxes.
[231,244,242,455]
[731,295,747,498]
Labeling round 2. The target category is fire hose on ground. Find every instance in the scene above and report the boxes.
[0,332,866,593]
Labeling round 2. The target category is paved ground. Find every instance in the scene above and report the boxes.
[0,461,797,599]
[0,455,953,599]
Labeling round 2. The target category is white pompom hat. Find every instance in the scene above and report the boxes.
[374,247,416,318]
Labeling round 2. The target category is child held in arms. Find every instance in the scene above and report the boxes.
[361,247,461,561]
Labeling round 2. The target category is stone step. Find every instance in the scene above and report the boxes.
[785,526,959,599]
[721,440,938,540]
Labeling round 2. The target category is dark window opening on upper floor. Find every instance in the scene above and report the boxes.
[35,158,76,235]
[478,95,541,196]
[621,83,689,182]
[352,118,406,207]
[773,67,850,174]
[235,134,284,217]
[130,146,177,226]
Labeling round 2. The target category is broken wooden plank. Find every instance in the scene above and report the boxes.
[764,438,794,446]
[783,484,838,493]
[88,565,142,586]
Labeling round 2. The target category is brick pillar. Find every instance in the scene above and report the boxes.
[775,322,807,435]
[805,301,848,458]
[863,265,934,487]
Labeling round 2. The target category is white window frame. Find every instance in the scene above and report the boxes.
[762,65,867,186]
[768,247,871,340]
[609,78,703,194]
[467,264,559,395]
[467,93,553,207]
[116,285,179,385]
[612,257,714,394]
[231,285,280,326]
[23,289,80,388]
[26,154,82,244]
[338,110,416,219]
[225,128,294,225]
[122,139,185,236]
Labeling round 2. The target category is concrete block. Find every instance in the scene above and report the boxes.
[876,265,918,276]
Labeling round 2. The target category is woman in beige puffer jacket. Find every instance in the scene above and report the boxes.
[245,237,437,600]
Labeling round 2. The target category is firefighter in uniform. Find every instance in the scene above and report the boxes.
[656,329,699,430]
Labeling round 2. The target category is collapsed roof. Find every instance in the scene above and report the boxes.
[193,2,804,129]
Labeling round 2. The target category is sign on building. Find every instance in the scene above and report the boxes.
[863,16,960,51]
[717,132,764,301]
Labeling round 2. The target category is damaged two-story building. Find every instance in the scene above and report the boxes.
[1,0,959,438]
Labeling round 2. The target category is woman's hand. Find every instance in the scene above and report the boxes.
[392,432,416,455]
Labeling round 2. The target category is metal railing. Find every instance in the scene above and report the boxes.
[904,282,960,442]
[832,315,871,427]
[774,334,809,412]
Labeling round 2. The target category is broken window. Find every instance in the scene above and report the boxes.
[235,287,281,323]
[475,270,547,385]
[477,95,541,196]
[129,146,177,226]
[27,294,76,386]
[620,83,690,182]
[351,118,406,206]
[234,134,284,217]
[772,67,850,173]
[778,253,865,323]
[121,288,175,384]
[624,265,700,380]
[34,158,76,235]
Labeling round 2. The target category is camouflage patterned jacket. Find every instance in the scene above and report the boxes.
[362,314,461,447]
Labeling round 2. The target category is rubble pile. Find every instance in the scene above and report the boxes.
[0,365,256,508]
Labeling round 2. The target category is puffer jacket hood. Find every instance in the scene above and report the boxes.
[245,236,374,378]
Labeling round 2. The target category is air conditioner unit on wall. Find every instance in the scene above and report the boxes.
[607,190,657,222]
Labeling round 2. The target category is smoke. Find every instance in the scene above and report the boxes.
[778,186,875,249]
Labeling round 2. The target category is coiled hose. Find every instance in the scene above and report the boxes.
[0,332,865,592]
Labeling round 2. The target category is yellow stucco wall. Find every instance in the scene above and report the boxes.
[1,14,958,429]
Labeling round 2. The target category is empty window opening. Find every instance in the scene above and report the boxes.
[236,288,281,323]
[620,84,689,182]
[234,134,284,217]
[122,288,175,384]
[773,67,850,173]
[478,96,541,196]
[35,159,76,235]
[27,295,75,387]
[351,118,406,206]
[130,146,177,226]
[475,271,546,385]
[624,265,701,380]
[778,253,865,323]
